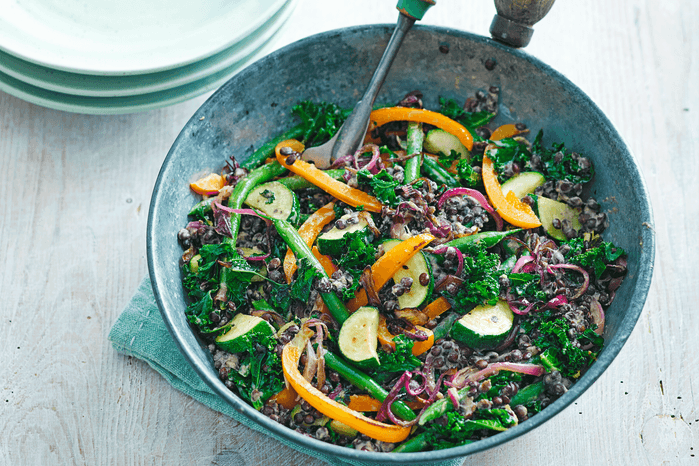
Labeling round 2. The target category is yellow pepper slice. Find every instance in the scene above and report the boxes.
[281,333,411,443]
[482,149,541,229]
[489,123,527,141]
[348,394,426,412]
[370,107,474,151]
[189,173,225,195]
[422,296,452,320]
[283,201,336,283]
[346,233,435,312]
[274,140,383,213]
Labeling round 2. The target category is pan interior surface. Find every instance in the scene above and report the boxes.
[147,25,654,465]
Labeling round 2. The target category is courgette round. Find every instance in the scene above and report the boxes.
[316,213,370,256]
[244,181,300,224]
[423,128,470,161]
[500,171,545,199]
[215,314,275,353]
[338,306,380,369]
[537,196,582,241]
[383,239,433,309]
[451,300,514,349]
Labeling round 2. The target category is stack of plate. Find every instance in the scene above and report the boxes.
[0,0,297,114]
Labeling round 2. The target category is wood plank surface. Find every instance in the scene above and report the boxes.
[0,0,697,465]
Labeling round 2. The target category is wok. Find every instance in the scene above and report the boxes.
[147,24,655,465]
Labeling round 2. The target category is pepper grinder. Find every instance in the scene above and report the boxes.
[490,0,556,48]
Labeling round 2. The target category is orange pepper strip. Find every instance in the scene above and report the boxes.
[377,316,434,356]
[348,394,425,412]
[423,296,452,321]
[490,123,528,141]
[282,339,411,443]
[312,246,337,276]
[270,387,298,410]
[274,140,383,213]
[190,173,226,195]
[370,107,473,151]
[283,202,336,283]
[482,150,542,229]
[312,246,337,316]
[346,233,435,312]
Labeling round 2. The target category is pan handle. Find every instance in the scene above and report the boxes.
[490,0,556,48]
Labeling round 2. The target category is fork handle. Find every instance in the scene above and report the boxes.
[490,0,556,48]
[330,12,416,162]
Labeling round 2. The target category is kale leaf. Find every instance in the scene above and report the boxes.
[534,318,600,378]
[449,243,502,308]
[374,334,422,373]
[565,237,625,278]
[438,97,496,136]
[356,168,401,207]
[484,138,533,183]
[456,159,482,188]
[292,101,350,148]
[226,333,284,410]
[182,243,257,332]
[507,272,548,302]
[477,371,522,401]
[426,408,516,450]
[291,256,323,302]
[531,130,595,184]
[333,230,378,301]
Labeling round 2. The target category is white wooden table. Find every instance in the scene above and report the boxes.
[1,1,697,464]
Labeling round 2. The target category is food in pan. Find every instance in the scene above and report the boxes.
[177,89,626,452]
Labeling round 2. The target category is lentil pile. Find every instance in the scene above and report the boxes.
[177,89,627,453]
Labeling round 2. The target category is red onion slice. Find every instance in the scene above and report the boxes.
[548,263,590,299]
[590,298,605,335]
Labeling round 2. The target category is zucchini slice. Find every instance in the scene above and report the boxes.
[244,181,300,224]
[451,300,514,349]
[329,419,359,438]
[316,213,370,256]
[215,314,275,353]
[383,239,433,309]
[501,171,545,199]
[338,306,380,369]
[423,128,470,161]
[537,196,582,241]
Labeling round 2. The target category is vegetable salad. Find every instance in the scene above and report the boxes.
[177,89,627,452]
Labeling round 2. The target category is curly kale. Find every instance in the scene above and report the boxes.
[532,318,603,378]
[333,230,378,301]
[292,101,350,148]
[507,272,548,302]
[182,243,256,333]
[374,334,422,373]
[456,159,483,188]
[449,243,502,309]
[356,168,401,207]
[485,130,595,185]
[424,408,517,450]
[438,97,496,136]
[564,237,625,278]
[484,138,533,183]
[226,333,285,410]
[531,130,595,184]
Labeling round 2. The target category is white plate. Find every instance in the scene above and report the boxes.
[0,12,287,114]
[0,0,286,75]
[0,0,295,97]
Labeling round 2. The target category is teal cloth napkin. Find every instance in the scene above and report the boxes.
[109,277,464,466]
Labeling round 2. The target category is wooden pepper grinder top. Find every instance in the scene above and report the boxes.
[490,0,556,48]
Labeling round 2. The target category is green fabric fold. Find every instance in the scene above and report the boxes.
[109,277,464,466]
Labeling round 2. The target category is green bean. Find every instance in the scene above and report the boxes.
[324,352,416,422]
[240,125,305,169]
